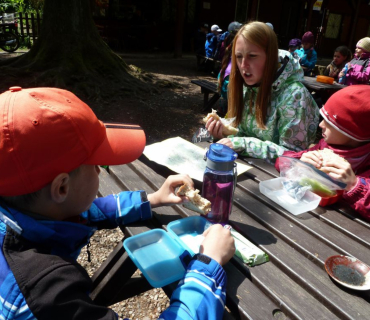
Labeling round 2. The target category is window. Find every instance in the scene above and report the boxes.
[325,13,342,39]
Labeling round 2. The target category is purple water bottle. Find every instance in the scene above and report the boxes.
[202,143,237,224]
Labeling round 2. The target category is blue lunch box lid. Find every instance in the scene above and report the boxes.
[123,229,191,288]
[167,216,209,255]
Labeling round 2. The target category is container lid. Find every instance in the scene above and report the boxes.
[168,216,209,255]
[206,143,237,171]
[123,229,192,288]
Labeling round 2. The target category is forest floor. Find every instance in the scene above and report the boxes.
[0,50,217,320]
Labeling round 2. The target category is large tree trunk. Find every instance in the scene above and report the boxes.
[0,0,152,101]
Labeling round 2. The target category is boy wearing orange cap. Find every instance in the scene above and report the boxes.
[0,87,235,319]
[275,85,370,221]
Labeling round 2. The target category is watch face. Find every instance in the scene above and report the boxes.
[195,253,211,264]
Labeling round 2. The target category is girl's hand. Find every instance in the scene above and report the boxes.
[148,174,193,208]
[216,138,233,149]
[319,161,357,191]
[300,151,323,169]
[205,118,225,139]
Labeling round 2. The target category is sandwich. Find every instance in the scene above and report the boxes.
[316,148,348,169]
[202,109,239,136]
[176,184,212,215]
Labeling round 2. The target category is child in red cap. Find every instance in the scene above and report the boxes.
[275,85,370,221]
[294,31,317,76]
[0,87,235,320]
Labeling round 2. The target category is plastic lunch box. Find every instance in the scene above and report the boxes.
[123,216,209,288]
[259,177,321,215]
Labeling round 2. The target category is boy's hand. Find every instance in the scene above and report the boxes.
[147,174,193,208]
[205,118,225,139]
[200,224,235,266]
[320,160,357,191]
[300,151,323,169]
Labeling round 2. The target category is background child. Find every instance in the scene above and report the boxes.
[324,45,352,82]
[294,31,317,76]
[205,24,222,58]
[288,38,301,55]
[275,85,370,221]
[217,21,242,115]
[0,87,235,320]
[338,37,370,85]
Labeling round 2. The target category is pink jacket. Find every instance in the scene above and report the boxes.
[344,53,370,85]
[275,139,370,221]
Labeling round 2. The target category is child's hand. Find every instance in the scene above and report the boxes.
[200,224,235,266]
[147,174,193,208]
[216,137,233,149]
[205,117,224,139]
[329,69,338,78]
[320,160,357,191]
[300,151,323,169]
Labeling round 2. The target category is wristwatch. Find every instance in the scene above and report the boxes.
[140,191,148,203]
[191,253,211,265]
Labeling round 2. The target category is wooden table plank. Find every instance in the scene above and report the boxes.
[230,180,370,319]
[237,179,370,265]
[233,156,370,250]
[301,76,346,92]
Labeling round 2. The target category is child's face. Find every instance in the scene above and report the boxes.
[302,42,312,50]
[355,47,365,57]
[235,36,266,86]
[333,52,346,66]
[66,165,101,217]
[319,119,359,147]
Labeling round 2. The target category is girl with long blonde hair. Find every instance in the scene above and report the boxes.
[206,21,320,161]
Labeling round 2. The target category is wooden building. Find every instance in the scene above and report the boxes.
[93,0,370,57]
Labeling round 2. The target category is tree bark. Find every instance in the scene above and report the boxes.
[0,0,152,101]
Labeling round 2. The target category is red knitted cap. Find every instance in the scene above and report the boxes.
[320,85,370,142]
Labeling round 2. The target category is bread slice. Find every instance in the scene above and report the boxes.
[202,109,239,136]
[317,148,348,168]
[176,184,211,215]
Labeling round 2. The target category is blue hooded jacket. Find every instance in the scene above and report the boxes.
[0,191,227,320]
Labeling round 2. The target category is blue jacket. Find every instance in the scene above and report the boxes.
[294,47,317,70]
[205,33,218,58]
[0,191,227,320]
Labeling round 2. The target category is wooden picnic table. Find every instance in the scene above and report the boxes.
[91,140,370,320]
[301,76,346,104]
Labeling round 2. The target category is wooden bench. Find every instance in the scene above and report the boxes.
[191,79,221,112]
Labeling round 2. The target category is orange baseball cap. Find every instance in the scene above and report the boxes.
[0,87,146,196]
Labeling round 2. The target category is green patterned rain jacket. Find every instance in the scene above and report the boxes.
[229,49,319,162]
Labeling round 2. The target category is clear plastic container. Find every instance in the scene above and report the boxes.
[259,177,321,215]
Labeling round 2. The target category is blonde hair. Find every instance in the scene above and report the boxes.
[228,21,279,129]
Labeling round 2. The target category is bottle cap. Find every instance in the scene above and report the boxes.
[206,143,237,171]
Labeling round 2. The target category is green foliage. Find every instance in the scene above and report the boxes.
[0,0,44,13]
